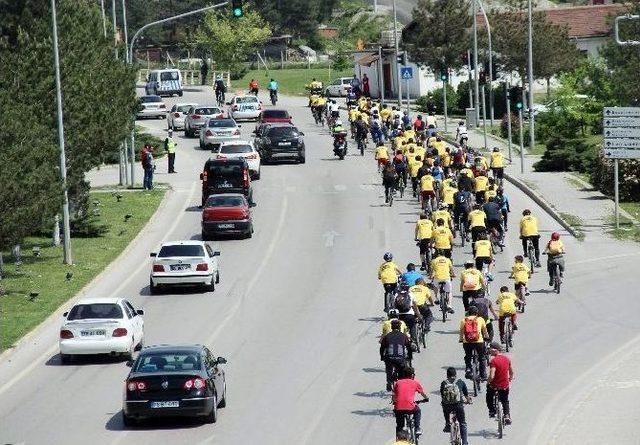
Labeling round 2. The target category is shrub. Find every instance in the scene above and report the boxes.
[590,155,640,201]
[534,136,598,172]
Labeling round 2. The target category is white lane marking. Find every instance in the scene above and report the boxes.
[0,182,199,399]
[323,230,341,247]
[334,184,347,191]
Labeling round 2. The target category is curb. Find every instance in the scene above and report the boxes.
[0,187,173,360]
[442,135,582,239]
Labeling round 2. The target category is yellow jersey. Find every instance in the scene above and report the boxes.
[409,159,422,178]
[433,226,453,249]
[485,186,497,201]
[442,152,452,167]
[394,136,407,150]
[361,114,370,126]
[474,239,492,258]
[381,319,409,336]
[460,315,487,343]
[443,185,458,206]
[476,156,489,170]
[496,291,518,316]
[491,152,504,168]
[475,175,489,192]
[378,261,399,284]
[461,268,483,291]
[415,146,427,160]
[468,210,487,228]
[433,140,446,156]
[404,129,416,141]
[415,218,434,240]
[348,108,360,122]
[431,256,453,280]
[511,262,530,284]
[520,215,539,237]
[420,175,435,192]
[443,177,454,188]
[432,210,452,227]
[409,284,433,306]
[427,136,437,147]
[380,108,392,122]
[459,168,473,178]
[375,146,389,160]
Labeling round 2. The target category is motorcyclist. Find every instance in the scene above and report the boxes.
[332,120,348,156]
[268,78,278,102]
[214,75,226,103]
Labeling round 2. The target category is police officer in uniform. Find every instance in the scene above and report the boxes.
[165,129,177,173]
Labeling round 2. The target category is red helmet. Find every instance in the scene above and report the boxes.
[551,232,560,241]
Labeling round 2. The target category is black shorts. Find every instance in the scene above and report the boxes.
[492,167,504,179]
[475,256,492,270]
[418,239,431,254]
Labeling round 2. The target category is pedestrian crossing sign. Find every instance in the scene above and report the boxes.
[401,67,413,80]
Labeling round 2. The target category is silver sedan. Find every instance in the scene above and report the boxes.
[184,105,224,137]
[136,95,167,119]
[199,118,242,150]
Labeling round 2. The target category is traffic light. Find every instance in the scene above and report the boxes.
[397,52,407,65]
[231,0,243,18]
[479,70,486,85]
[440,70,448,82]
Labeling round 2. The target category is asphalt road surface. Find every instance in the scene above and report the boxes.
[1,86,640,445]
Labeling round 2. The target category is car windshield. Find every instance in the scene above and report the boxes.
[262,110,289,119]
[160,71,179,81]
[177,105,193,113]
[208,119,236,128]
[141,96,162,103]
[195,107,221,115]
[220,144,252,154]
[158,244,205,257]
[134,352,202,373]
[206,195,246,207]
[67,303,123,320]
[267,127,299,138]
[236,96,258,104]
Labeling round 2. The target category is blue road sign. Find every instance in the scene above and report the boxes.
[400,67,413,80]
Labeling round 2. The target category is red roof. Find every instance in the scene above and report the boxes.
[543,4,628,38]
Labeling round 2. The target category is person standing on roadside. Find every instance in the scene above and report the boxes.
[362,73,370,97]
[200,59,209,86]
[142,144,154,190]
[165,129,177,174]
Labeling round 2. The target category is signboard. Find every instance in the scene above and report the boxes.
[602,107,640,159]
[400,67,413,80]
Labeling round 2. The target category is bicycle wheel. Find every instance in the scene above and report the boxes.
[451,416,462,445]
[554,269,561,293]
[389,189,394,207]
[528,244,535,271]
[472,355,479,397]
[460,225,466,248]
[420,321,427,349]
[496,393,504,439]
[504,320,511,352]
[440,297,447,323]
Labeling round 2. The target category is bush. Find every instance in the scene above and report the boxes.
[418,84,461,115]
[534,136,598,172]
[101,128,164,164]
[590,155,640,201]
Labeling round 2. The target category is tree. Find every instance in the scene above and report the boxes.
[196,9,271,74]
[402,0,471,75]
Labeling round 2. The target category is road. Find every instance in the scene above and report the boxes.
[1,86,640,445]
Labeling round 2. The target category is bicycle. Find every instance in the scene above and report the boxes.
[515,284,526,313]
[397,174,406,199]
[269,89,278,106]
[489,227,504,254]
[470,348,482,397]
[357,136,365,155]
[215,90,225,107]
[551,261,562,294]
[481,263,492,298]
[415,313,429,351]
[492,388,505,439]
[525,238,536,272]
[437,282,449,322]
[449,401,471,445]
[503,316,514,352]
[388,185,395,207]
[398,398,429,444]
[456,214,467,248]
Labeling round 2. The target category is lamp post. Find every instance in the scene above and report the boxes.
[100,0,107,37]
[476,0,494,127]
[472,0,480,126]
[527,0,535,154]
[392,0,402,107]
[50,0,72,265]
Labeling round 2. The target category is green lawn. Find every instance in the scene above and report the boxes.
[231,67,353,96]
[0,189,165,351]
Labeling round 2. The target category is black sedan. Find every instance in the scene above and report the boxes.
[122,344,227,426]
[254,124,305,164]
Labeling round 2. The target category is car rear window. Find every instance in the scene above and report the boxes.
[160,71,179,81]
[134,353,202,373]
[141,96,162,103]
[177,105,193,113]
[267,127,299,138]
[68,303,123,320]
[208,119,236,128]
[220,144,252,154]
[236,96,258,104]
[207,164,244,187]
[158,245,205,257]
[195,107,221,115]
[262,110,289,119]
[206,195,246,207]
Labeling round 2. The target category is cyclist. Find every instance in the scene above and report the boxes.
[381,319,413,391]
[380,104,392,128]
[415,213,434,271]
[452,146,466,173]
[382,309,409,337]
[487,342,514,425]
[544,232,566,286]
[432,203,453,232]
[440,367,471,445]
[370,111,384,144]
[267,78,279,103]
[401,263,422,286]
[460,261,485,311]
[453,187,473,237]
[248,78,259,95]
[409,155,423,198]
[495,188,511,231]
[468,204,488,244]
[433,135,446,157]
[355,115,369,152]
[393,286,422,347]
[485,177,498,202]
[459,305,489,380]
[433,218,454,260]
[393,150,408,191]
[331,120,347,156]
[519,209,541,267]
[430,251,455,314]
[483,197,505,246]
[442,179,458,211]
[495,286,521,343]
[402,111,411,128]
[420,171,436,213]
[510,255,531,297]
[470,290,497,341]
[474,171,489,204]
[214,75,226,104]
[456,121,468,146]
[442,147,453,177]
[474,231,494,280]
[410,278,434,334]
[490,147,504,184]
[382,163,398,204]
[379,252,401,312]
[392,366,428,436]
[327,99,340,126]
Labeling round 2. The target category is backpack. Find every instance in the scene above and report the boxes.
[463,317,480,342]
[383,169,397,182]
[442,380,462,404]
[395,291,412,312]
[462,272,479,290]
[455,192,468,206]
[547,240,563,255]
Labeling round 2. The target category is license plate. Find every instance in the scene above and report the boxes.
[239,105,254,112]
[81,329,106,336]
[278,142,291,146]
[170,264,191,271]
[218,224,234,229]
[150,401,179,409]
[218,183,233,188]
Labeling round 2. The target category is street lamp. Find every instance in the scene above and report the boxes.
[475,0,494,127]
[527,0,535,155]
[392,0,402,107]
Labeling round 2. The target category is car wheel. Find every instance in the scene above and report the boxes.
[149,277,159,295]
[218,382,227,408]
[215,271,220,284]
[204,277,215,293]
[299,156,306,164]
[178,91,183,97]
[254,169,261,180]
[204,393,218,424]
[122,412,136,428]
[60,353,72,364]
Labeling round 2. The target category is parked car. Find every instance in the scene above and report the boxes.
[212,140,260,179]
[149,241,220,294]
[136,95,167,120]
[325,77,353,97]
[200,158,253,207]
[199,118,241,150]
[145,69,183,97]
[122,344,227,426]
[228,95,262,121]
[202,193,253,240]
[168,103,198,131]
[185,106,225,137]
[255,124,305,164]
[58,298,144,363]
[255,109,292,130]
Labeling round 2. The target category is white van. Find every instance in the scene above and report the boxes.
[145,69,183,97]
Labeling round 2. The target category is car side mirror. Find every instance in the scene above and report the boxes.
[299,132,305,136]
[150,252,157,257]
[216,357,227,365]
[199,173,204,180]
[225,102,231,106]
[252,130,257,134]
[250,202,257,208]
[212,251,220,257]
[136,309,144,316]
[63,311,68,317]
[126,360,133,367]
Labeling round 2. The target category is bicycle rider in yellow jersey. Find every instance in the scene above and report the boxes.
[410,277,434,333]
[519,209,540,267]
[415,212,434,271]
[432,203,453,232]
[433,217,454,260]
[510,255,531,298]
[442,180,458,209]
[544,232,566,287]
[490,147,505,183]
[468,204,487,244]
[474,172,489,204]
[409,155,423,198]
[430,253,455,314]
[495,286,522,342]
[473,231,494,280]
[379,252,402,312]
[382,309,409,337]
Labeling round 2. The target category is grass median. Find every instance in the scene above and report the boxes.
[0,189,165,352]
[231,67,352,96]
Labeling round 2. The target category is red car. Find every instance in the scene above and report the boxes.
[255,109,292,130]
[202,193,254,240]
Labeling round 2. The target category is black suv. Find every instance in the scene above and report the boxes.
[200,158,253,207]
[255,124,305,164]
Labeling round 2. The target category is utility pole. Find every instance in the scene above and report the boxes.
[392,0,402,107]
[111,0,118,59]
[527,0,535,152]
[121,0,136,187]
[467,49,473,109]
[481,84,487,151]
[378,46,385,103]
[476,0,494,127]
[100,0,107,37]
[51,0,72,265]
[506,80,512,161]
[518,104,524,173]
[472,0,480,126]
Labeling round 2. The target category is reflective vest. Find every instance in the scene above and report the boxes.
[166,137,176,154]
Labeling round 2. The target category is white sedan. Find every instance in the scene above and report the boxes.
[167,102,197,131]
[149,240,220,294]
[59,297,144,363]
[228,95,262,121]
[213,140,261,179]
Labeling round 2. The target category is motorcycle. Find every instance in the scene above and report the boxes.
[269,89,278,105]
[333,131,348,160]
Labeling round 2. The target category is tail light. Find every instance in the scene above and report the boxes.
[233,129,241,136]
[60,329,74,339]
[246,153,258,160]
[174,113,180,118]
[127,380,148,392]
[243,169,249,188]
[184,377,207,390]
[206,130,213,137]
[153,264,165,272]
[196,263,209,271]
[112,328,128,337]
[202,171,208,183]
[192,114,201,120]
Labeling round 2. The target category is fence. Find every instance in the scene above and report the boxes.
[137,69,231,88]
